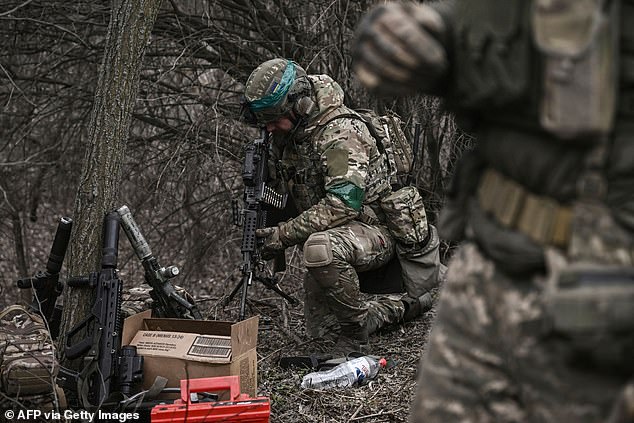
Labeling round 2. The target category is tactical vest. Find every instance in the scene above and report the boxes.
[278,105,392,214]
[444,0,634,272]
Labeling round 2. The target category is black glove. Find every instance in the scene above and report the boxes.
[256,226,285,260]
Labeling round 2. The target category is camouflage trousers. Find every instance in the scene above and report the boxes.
[410,243,627,423]
[303,221,406,340]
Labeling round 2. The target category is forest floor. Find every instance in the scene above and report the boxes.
[199,271,439,423]
[0,231,439,423]
[255,305,436,423]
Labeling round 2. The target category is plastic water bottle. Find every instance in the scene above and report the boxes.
[301,356,387,389]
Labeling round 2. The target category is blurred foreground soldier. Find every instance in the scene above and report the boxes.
[241,58,443,354]
[354,1,634,422]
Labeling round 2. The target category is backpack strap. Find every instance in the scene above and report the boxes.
[312,110,387,155]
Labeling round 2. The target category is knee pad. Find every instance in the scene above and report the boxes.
[303,232,334,268]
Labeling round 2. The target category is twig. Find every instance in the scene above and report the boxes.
[347,385,384,422]
[349,408,403,421]
[347,403,364,421]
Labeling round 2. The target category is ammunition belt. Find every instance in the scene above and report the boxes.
[477,168,572,248]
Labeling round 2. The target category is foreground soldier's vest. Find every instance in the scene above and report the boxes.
[0,305,59,395]
[443,0,634,268]
[441,0,634,369]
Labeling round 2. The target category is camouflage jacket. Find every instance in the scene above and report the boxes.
[272,75,391,247]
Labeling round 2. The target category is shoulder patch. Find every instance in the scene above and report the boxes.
[325,148,349,176]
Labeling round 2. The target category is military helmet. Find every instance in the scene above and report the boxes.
[243,58,309,125]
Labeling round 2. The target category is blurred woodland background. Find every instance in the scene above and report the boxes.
[0,0,470,320]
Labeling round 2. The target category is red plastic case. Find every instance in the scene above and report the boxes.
[151,376,270,423]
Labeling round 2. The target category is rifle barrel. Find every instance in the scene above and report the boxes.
[46,217,73,275]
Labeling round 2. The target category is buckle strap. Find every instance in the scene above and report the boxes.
[358,204,381,226]
[477,168,572,248]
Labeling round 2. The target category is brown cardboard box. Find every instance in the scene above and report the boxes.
[121,311,258,397]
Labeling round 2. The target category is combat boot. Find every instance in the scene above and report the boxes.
[333,323,370,357]
[402,292,433,322]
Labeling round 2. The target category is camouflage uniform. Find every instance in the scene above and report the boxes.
[351,0,634,421]
[272,74,408,342]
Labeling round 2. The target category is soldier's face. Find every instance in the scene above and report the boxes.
[266,115,294,134]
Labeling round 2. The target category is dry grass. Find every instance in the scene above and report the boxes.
[0,222,439,423]
[202,274,439,423]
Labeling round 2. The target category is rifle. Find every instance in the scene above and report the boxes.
[62,211,143,410]
[16,216,73,339]
[117,204,202,320]
[228,128,297,320]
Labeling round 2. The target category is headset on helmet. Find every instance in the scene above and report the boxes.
[242,59,316,126]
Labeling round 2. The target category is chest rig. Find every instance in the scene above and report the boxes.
[470,0,630,252]
[277,136,326,213]
[277,107,393,214]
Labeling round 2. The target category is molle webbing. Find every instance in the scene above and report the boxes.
[477,168,572,247]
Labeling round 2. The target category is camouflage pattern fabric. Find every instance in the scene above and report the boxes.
[120,285,194,319]
[261,72,441,343]
[410,243,627,423]
[276,75,392,247]
[0,390,61,422]
[120,286,155,319]
[0,305,58,396]
[352,0,634,422]
[303,221,406,340]
[279,76,399,336]
[380,186,429,245]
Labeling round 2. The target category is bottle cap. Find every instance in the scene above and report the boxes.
[379,358,387,367]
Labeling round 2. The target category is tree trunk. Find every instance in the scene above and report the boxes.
[58,0,161,367]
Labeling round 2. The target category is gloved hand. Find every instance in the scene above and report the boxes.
[352,2,448,96]
[256,226,285,260]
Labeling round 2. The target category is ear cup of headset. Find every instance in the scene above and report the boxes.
[293,96,316,117]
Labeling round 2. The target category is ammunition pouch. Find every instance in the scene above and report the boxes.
[289,166,325,213]
[375,187,442,297]
[534,0,618,138]
[543,255,634,372]
[396,225,443,298]
[379,186,429,245]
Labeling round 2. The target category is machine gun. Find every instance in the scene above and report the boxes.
[228,129,297,320]
[117,204,202,320]
[16,216,73,339]
[62,211,143,410]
